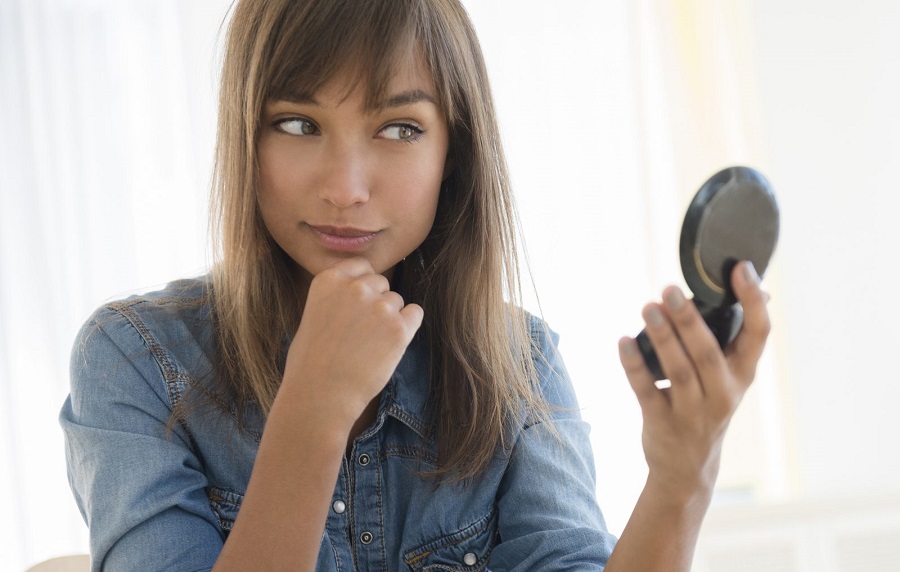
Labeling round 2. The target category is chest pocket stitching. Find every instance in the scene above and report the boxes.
[403,507,497,571]
[382,445,438,466]
[207,486,244,533]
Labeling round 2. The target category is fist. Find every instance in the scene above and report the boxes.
[283,258,424,423]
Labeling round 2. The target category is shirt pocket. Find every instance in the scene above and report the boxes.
[403,507,498,571]
[207,486,244,535]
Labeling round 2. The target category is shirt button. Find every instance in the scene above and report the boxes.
[464,552,477,566]
[332,500,346,514]
[360,531,374,545]
[358,453,371,466]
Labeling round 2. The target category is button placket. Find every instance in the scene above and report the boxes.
[349,433,383,567]
[324,458,354,568]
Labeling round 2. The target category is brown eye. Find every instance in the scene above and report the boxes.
[275,118,319,136]
[379,123,423,142]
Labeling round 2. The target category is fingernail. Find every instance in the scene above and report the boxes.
[644,306,664,327]
[620,338,638,356]
[664,288,686,311]
[743,261,760,285]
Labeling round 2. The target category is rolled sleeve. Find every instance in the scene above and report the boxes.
[60,307,223,571]
[488,321,617,571]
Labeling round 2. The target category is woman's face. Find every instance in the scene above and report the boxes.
[256,58,450,284]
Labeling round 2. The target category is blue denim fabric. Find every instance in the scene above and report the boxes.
[60,277,616,571]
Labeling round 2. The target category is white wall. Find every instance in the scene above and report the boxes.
[747,0,900,497]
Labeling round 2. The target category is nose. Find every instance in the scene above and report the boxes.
[317,140,370,209]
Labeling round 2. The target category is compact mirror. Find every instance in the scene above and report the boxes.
[636,166,779,380]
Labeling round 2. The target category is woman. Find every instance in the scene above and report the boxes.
[61,0,770,570]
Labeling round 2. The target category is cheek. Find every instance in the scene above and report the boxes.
[406,142,448,200]
[256,144,303,239]
[391,158,444,223]
[257,140,315,215]
[258,143,299,200]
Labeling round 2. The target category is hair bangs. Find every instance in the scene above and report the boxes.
[263,0,434,114]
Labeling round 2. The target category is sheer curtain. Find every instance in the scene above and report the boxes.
[0,0,229,567]
[1,0,784,568]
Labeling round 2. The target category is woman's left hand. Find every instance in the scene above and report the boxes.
[618,260,771,501]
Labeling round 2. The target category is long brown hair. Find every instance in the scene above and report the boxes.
[210,0,549,482]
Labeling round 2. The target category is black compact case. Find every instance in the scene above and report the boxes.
[636,166,779,380]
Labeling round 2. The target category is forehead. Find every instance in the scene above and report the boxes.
[276,53,440,111]
[386,53,436,91]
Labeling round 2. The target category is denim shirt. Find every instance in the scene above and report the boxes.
[60,277,616,571]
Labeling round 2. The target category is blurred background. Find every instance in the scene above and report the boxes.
[2,0,899,570]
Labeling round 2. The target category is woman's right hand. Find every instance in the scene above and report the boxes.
[215,256,422,571]
[282,257,424,425]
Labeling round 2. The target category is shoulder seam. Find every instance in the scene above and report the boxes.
[106,303,192,411]
[107,293,205,311]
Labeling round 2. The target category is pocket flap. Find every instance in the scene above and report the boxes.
[404,508,498,571]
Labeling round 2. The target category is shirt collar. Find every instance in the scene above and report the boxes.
[382,331,434,441]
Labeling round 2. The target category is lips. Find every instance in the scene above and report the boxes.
[307,224,380,252]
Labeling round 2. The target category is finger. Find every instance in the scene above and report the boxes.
[328,256,376,277]
[312,258,376,292]
[399,302,425,334]
[379,290,407,312]
[641,302,703,404]
[618,337,667,413]
[353,272,391,295]
[727,261,771,383]
[661,285,729,397]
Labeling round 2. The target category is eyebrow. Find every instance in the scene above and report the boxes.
[279,89,437,110]
[380,89,437,109]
